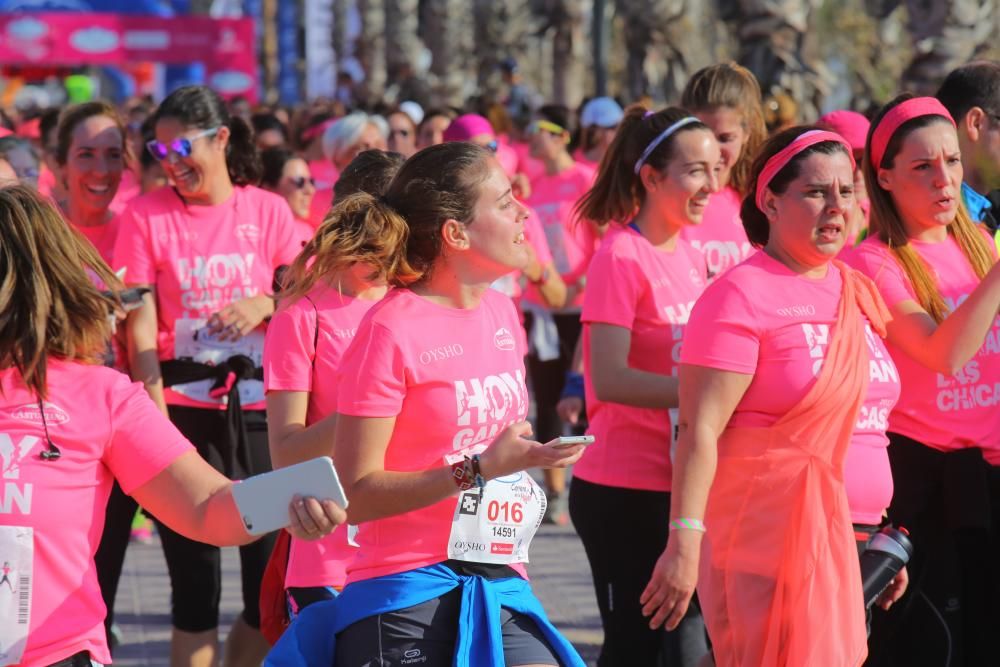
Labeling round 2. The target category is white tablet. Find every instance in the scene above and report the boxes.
[232,456,348,536]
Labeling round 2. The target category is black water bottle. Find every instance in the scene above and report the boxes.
[860,526,914,609]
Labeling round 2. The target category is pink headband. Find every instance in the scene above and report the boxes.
[869,97,955,169]
[754,130,855,211]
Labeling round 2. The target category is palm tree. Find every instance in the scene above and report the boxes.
[421,0,473,106]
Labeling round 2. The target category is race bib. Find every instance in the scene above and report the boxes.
[171,318,266,404]
[446,451,546,565]
[0,527,32,667]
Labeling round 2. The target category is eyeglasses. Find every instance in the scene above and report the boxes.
[288,176,316,189]
[146,127,220,162]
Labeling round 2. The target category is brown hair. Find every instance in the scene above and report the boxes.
[681,62,767,197]
[0,185,121,397]
[55,100,130,167]
[576,105,710,226]
[741,126,853,248]
[333,149,405,202]
[380,142,494,285]
[865,93,994,323]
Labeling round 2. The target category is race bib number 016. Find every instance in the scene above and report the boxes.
[446,466,546,565]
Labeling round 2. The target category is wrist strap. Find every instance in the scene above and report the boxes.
[669,518,706,532]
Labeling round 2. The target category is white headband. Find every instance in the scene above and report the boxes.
[633,116,701,175]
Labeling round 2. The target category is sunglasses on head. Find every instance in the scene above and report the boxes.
[288,176,316,189]
[146,127,220,162]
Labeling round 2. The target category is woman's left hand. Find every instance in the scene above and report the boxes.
[208,295,275,341]
[286,495,347,541]
[876,565,909,610]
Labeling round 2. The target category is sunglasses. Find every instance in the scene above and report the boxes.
[288,176,316,189]
[146,127,220,162]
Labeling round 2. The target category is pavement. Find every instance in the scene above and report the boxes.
[111,514,604,666]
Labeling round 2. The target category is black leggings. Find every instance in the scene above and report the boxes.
[152,406,277,633]
[866,433,999,667]
[569,477,708,667]
[524,312,583,444]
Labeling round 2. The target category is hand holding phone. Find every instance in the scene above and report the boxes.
[550,435,595,450]
[232,457,348,536]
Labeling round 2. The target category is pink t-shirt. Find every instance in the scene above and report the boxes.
[309,188,334,230]
[290,217,314,250]
[844,324,901,524]
[0,359,191,667]
[337,288,530,583]
[109,170,141,215]
[309,159,339,192]
[846,236,1000,461]
[112,185,299,408]
[682,253,899,521]
[522,162,598,309]
[681,186,755,277]
[575,225,708,492]
[72,217,120,266]
[263,286,380,588]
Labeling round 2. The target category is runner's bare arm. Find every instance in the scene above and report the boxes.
[267,390,339,469]
[589,323,678,409]
[125,287,168,416]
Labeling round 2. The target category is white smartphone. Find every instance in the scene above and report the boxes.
[550,435,596,449]
[232,456,348,536]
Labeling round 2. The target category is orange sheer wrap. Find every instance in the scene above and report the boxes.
[698,261,891,667]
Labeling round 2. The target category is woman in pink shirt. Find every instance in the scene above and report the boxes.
[0,185,343,667]
[643,127,897,666]
[326,142,587,666]
[569,105,719,666]
[680,62,767,276]
[113,85,301,667]
[260,147,318,249]
[523,105,599,524]
[263,150,404,615]
[846,95,1000,666]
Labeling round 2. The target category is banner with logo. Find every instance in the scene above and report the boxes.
[0,13,258,101]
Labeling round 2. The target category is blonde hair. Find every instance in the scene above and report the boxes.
[865,94,995,323]
[0,185,122,397]
[280,193,417,301]
[681,62,767,197]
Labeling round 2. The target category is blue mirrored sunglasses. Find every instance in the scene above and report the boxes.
[485,139,498,153]
[146,127,220,162]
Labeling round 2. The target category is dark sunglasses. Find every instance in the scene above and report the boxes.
[288,176,316,189]
[146,127,220,162]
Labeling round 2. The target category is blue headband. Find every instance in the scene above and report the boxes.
[633,116,701,175]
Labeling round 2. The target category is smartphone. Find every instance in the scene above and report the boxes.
[232,456,348,536]
[550,435,595,449]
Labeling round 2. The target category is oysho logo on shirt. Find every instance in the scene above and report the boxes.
[235,224,261,243]
[494,327,516,351]
[9,402,70,426]
[776,305,817,317]
[418,343,465,365]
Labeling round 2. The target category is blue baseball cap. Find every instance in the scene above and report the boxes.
[580,97,624,128]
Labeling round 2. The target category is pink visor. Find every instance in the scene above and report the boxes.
[869,97,955,169]
[754,130,855,211]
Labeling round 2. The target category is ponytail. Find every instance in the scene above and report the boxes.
[281,193,417,302]
[224,115,261,186]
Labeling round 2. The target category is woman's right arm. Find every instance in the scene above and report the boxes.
[640,364,752,630]
[336,417,584,524]
[884,260,1000,375]
[126,288,168,416]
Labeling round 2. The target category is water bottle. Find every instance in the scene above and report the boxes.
[860,526,914,609]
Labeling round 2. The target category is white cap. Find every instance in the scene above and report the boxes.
[399,101,424,126]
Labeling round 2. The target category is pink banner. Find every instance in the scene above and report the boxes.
[0,13,258,100]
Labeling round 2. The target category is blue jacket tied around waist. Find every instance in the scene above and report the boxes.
[265,563,585,666]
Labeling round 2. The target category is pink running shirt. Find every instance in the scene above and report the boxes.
[112,185,300,408]
[575,225,708,492]
[72,217,120,266]
[681,186,755,277]
[522,162,598,309]
[0,360,191,667]
[263,286,380,588]
[337,288,530,583]
[846,236,1000,461]
[309,187,334,230]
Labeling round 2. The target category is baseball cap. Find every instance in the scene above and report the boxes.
[580,97,624,129]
